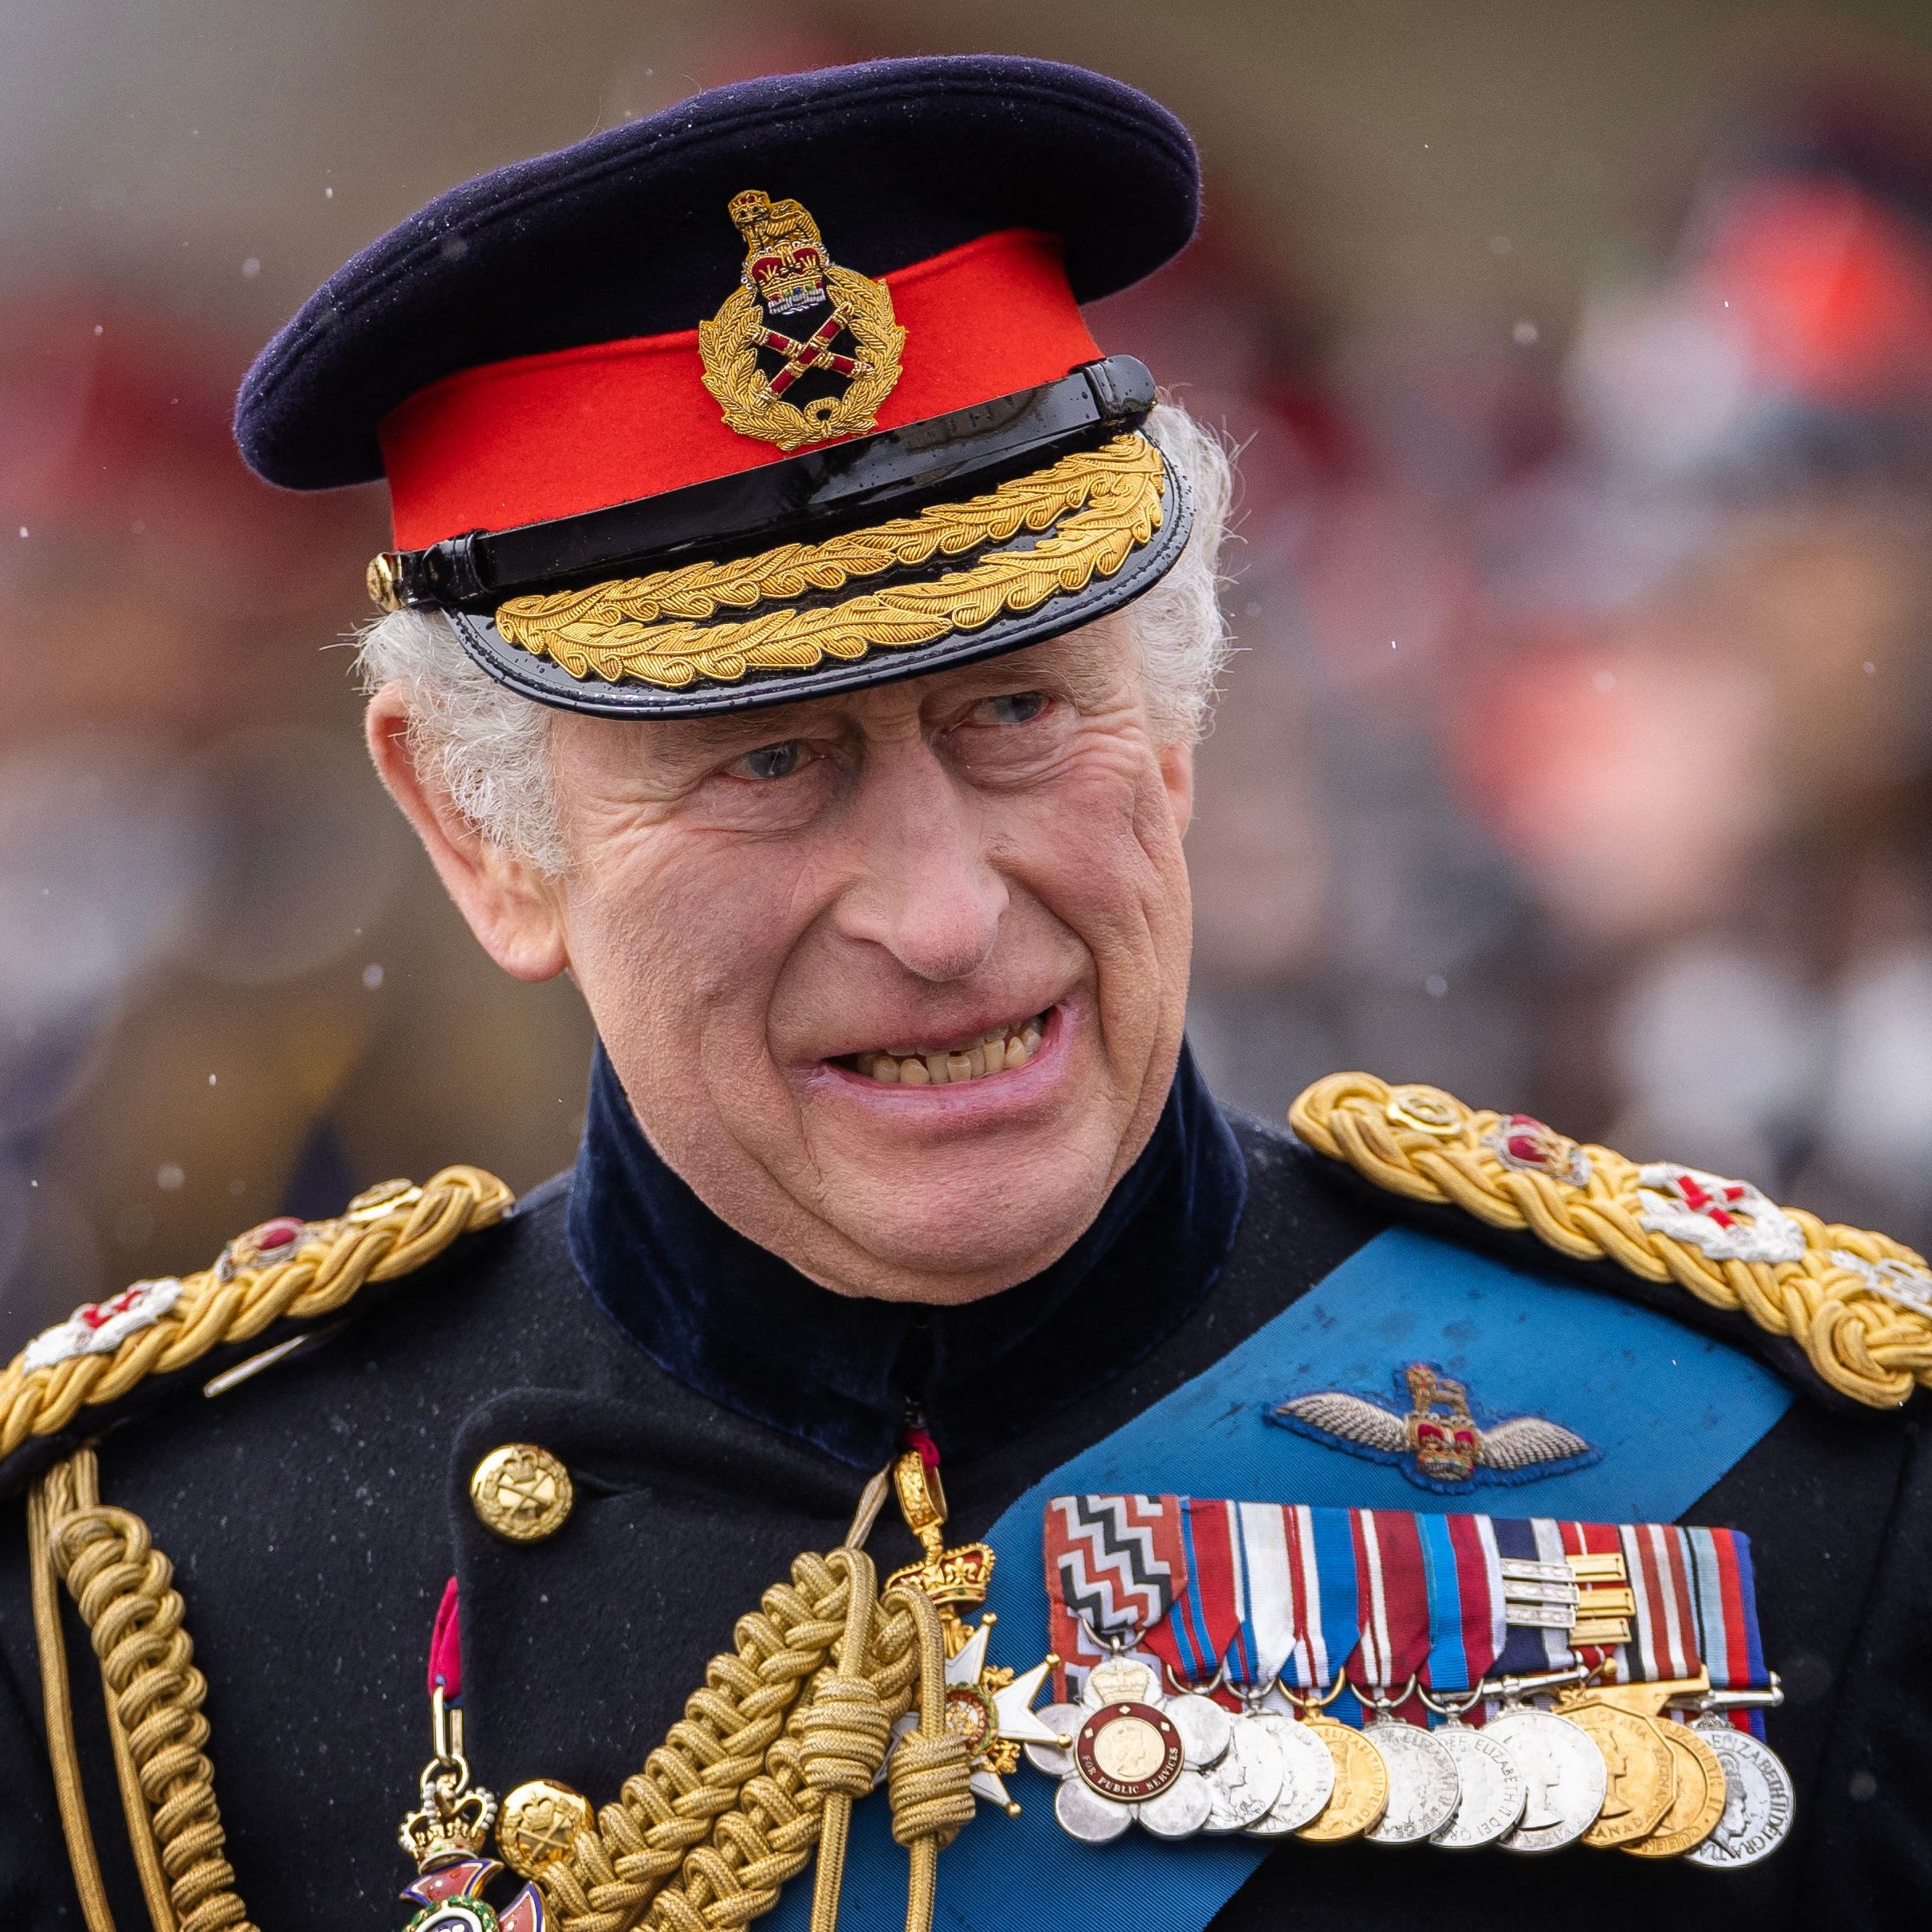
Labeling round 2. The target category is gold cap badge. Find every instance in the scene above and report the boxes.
[698,188,905,450]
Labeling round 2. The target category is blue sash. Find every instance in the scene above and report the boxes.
[771,1227,1793,1931]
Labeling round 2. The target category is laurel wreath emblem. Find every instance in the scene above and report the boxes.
[492,434,1169,690]
[698,262,906,452]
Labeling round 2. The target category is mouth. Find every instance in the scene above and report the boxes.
[834,1011,1050,1088]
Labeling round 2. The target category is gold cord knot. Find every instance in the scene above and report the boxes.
[885,1730,974,1853]
[30,1446,968,1932]
[798,1675,893,1800]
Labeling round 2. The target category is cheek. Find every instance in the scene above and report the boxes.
[560,828,819,1083]
[1008,735,1191,952]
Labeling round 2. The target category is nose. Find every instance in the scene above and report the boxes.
[832,737,1008,983]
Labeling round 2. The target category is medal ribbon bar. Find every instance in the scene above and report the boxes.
[1045,1498,1766,1714]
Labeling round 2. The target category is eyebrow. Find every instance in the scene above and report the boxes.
[622,626,1125,767]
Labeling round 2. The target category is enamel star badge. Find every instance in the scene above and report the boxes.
[19,1278,184,1372]
[883,1443,1064,1815]
[897,1612,1065,1816]
[1267,1363,1600,1494]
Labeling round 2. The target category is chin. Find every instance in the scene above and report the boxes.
[817,1138,1119,1298]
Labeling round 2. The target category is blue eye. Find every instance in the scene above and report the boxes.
[982,691,1047,725]
[736,741,804,780]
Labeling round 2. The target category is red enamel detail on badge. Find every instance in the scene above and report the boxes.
[402,1856,497,1906]
[78,1286,143,1330]
[1072,1701,1185,1804]
[380,229,1103,549]
[499,1888,547,1932]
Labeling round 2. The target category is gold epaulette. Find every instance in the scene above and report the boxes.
[1290,1072,1932,1412]
[0,1165,513,1480]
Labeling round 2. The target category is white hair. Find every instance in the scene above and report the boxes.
[356,399,1234,874]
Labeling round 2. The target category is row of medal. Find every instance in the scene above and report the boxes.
[1022,1650,1792,1868]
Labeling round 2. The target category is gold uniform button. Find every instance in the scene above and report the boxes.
[498,1777,594,1878]
[470,1443,574,1542]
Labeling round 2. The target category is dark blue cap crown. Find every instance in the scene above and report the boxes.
[237,55,1199,494]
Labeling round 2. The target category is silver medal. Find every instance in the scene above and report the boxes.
[1079,1654,1164,1710]
[1684,1718,1796,1869]
[1046,1661,1225,1843]
[1023,1703,1083,1780]
[1201,1716,1284,1833]
[1138,1767,1214,1838]
[1487,1703,1606,1853]
[1053,1776,1133,1845]
[1241,1712,1336,1836]
[1164,1691,1233,1770]
[1428,1718,1528,1849]
[1361,1717,1461,1845]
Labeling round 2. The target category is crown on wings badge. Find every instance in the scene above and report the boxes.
[1266,1363,1601,1494]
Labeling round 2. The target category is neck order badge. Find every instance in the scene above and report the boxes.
[768,1228,1793,1930]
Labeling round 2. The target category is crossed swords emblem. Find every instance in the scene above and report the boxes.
[755,302,870,399]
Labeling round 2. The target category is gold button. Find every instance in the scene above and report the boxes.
[498,1777,593,1878]
[470,1443,574,1542]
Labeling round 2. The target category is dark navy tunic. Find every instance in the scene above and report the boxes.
[1,1048,1925,1928]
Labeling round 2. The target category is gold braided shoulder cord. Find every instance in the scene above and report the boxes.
[1290,1071,1932,1410]
[491,434,1169,691]
[30,1452,972,1932]
[33,1448,253,1932]
[0,1166,513,1464]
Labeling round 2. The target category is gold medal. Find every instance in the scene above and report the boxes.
[1556,1691,1676,1848]
[1621,1719,1727,1858]
[1293,1713,1389,1842]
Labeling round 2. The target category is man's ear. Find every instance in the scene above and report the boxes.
[364,686,569,982]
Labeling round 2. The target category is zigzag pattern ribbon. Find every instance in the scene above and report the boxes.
[1045,1493,1187,1685]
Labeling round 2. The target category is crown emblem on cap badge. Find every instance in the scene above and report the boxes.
[698,188,906,451]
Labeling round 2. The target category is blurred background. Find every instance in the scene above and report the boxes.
[5,0,1932,1341]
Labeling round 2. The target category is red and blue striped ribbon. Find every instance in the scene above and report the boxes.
[1350,1509,1432,1719]
[1417,1508,1506,1697]
[1149,1498,1251,1687]
[1052,1497,1768,1734]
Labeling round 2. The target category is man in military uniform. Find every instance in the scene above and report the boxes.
[2,55,1928,1932]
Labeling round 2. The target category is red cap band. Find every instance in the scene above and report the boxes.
[380,228,1103,549]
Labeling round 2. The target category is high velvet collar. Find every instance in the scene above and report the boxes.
[564,1041,1249,1468]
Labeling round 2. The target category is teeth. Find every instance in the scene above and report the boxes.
[851,1015,1050,1085]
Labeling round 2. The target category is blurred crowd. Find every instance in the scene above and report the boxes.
[0,302,593,1335]
[3,13,1931,1342]
[1173,39,1932,1251]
